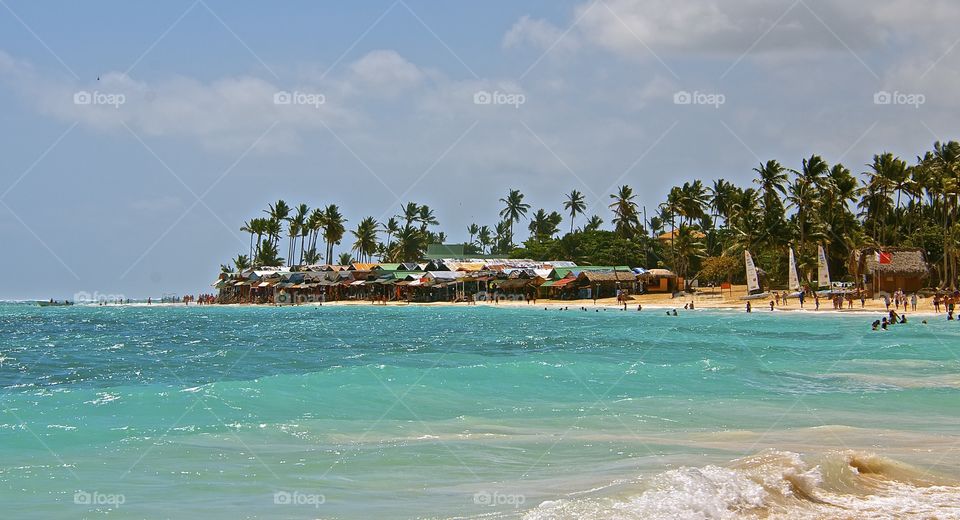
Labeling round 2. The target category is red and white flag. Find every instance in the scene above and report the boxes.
[878,251,892,264]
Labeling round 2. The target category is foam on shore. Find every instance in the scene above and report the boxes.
[523,450,960,520]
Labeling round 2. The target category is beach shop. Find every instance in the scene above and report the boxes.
[849,247,930,296]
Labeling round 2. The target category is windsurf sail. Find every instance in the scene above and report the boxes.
[788,247,801,292]
[817,244,830,288]
[745,250,761,293]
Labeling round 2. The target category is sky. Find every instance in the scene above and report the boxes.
[1,0,959,300]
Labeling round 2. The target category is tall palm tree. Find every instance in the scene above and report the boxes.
[351,216,379,262]
[240,220,255,259]
[289,203,308,266]
[417,205,439,231]
[322,204,346,265]
[264,200,290,246]
[382,217,400,249]
[498,189,530,248]
[563,189,586,233]
[477,225,492,254]
[609,185,641,238]
[467,223,480,245]
[399,202,420,227]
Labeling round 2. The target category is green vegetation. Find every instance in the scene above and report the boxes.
[228,141,960,289]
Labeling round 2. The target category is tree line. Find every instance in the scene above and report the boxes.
[223,140,960,290]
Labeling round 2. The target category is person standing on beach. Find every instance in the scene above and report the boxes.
[911,293,918,311]
[798,291,805,309]
[769,300,774,311]
[746,301,752,313]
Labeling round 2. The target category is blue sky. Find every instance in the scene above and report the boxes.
[1,0,958,299]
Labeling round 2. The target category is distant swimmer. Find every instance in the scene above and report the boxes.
[689,301,695,310]
[672,309,678,316]
[683,303,689,310]
[881,317,888,330]
[872,319,880,330]
[899,314,907,324]
[637,304,642,311]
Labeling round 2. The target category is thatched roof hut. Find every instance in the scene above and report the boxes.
[850,247,929,294]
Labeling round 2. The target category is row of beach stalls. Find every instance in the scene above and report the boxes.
[213,260,679,305]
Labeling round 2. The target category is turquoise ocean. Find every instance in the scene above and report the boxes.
[1,303,959,519]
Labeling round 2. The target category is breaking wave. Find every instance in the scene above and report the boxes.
[523,450,960,520]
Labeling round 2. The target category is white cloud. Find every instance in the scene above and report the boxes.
[507,0,960,58]
[347,49,424,95]
[503,15,578,52]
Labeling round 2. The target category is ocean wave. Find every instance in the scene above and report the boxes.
[523,450,960,519]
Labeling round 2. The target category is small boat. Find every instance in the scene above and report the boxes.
[816,244,831,295]
[36,300,73,307]
[785,247,803,298]
[740,250,770,300]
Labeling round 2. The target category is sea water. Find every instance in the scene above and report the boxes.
[1,303,959,519]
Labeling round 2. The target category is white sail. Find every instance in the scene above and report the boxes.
[745,250,760,293]
[788,248,801,292]
[817,245,830,288]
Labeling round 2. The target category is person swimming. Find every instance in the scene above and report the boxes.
[871,319,880,330]
[881,317,888,330]
[899,314,907,324]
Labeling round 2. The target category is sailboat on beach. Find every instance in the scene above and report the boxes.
[787,247,803,297]
[740,250,771,300]
[816,244,832,296]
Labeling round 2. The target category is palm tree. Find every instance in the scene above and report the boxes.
[351,217,379,262]
[477,225,492,254]
[240,220,255,259]
[337,252,353,266]
[499,189,530,248]
[583,215,604,232]
[467,223,480,245]
[609,185,641,238]
[399,202,420,227]
[563,189,586,233]
[306,208,324,260]
[233,254,251,272]
[264,199,290,246]
[322,204,347,265]
[290,203,308,266]
[382,217,400,249]
[391,224,428,262]
[417,205,439,231]
[528,209,562,242]
[708,179,736,228]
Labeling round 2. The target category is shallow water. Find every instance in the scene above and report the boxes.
[0,303,958,519]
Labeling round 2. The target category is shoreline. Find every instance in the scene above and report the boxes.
[74,295,945,318]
